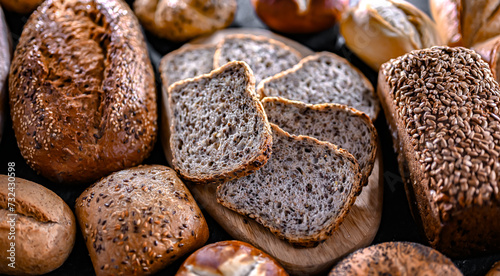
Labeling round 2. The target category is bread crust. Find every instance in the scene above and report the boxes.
[0,175,76,275]
[9,0,157,184]
[167,61,273,184]
[176,240,288,276]
[75,165,209,276]
[472,35,500,81]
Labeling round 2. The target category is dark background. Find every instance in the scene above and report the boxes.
[1,0,499,275]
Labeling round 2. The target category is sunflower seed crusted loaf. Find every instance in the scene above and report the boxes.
[379,46,500,256]
[168,61,273,183]
[217,124,361,247]
[213,34,302,85]
[258,52,380,120]
[262,97,377,186]
[160,44,216,90]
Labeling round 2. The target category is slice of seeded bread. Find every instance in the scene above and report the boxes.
[168,61,273,183]
[257,52,380,120]
[217,124,362,247]
[160,44,216,90]
[262,97,377,187]
[213,34,302,85]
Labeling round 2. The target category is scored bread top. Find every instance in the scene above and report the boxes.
[168,61,273,183]
[262,97,377,187]
[213,34,302,85]
[258,52,380,120]
[217,124,361,247]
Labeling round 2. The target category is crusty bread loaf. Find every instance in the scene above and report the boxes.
[213,34,302,85]
[0,175,76,275]
[9,0,157,184]
[329,242,462,276]
[168,61,273,183]
[378,46,500,256]
[0,7,10,144]
[175,240,289,276]
[75,165,209,276]
[0,0,43,13]
[262,97,377,186]
[258,52,380,120]
[217,124,361,247]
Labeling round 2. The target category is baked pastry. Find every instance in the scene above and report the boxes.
[262,97,377,186]
[378,46,500,256]
[75,165,209,276]
[257,52,379,120]
[0,0,43,13]
[0,175,76,275]
[9,0,157,184]
[329,242,462,275]
[134,0,237,41]
[213,34,302,85]
[176,240,288,276]
[167,61,272,183]
[217,124,361,247]
[0,7,10,144]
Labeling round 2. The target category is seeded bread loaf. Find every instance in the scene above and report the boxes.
[258,52,379,120]
[217,124,361,247]
[213,34,302,85]
[262,97,377,186]
[75,165,209,276]
[9,0,157,184]
[0,7,10,144]
[329,242,462,276]
[378,46,500,256]
[175,240,289,276]
[168,61,273,183]
[0,175,76,275]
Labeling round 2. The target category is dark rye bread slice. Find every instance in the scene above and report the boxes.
[160,44,216,90]
[258,52,380,120]
[262,97,377,186]
[213,34,302,85]
[168,61,273,183]
[217,124,362,247]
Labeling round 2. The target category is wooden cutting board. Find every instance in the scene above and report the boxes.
[160,28,384,275]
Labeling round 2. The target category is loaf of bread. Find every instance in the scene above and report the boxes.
[329,242,462,275]
[262,97,377,186]
[75,165,209,276]
[257,52,380,120]
[167,61,272,183]
[0,0,43,13]
[217,124,361,247]
[176,240,288,276]
[9,0,157,184]
[213,34,302,85]
[0,175,76,275]
[378,46,500,256]
[0,7,10,144]
[134,0,237,41]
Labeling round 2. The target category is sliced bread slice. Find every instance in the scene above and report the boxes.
[217,123,362,247]
[168,61,273,183]
[262,97,377,186]
[257,52,380,120]
[160,44,216,89]
[213,34,302,85]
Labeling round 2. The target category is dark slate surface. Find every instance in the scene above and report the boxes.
[0,0,499,275]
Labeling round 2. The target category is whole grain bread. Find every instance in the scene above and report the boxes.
[378,46,500,257]
[258,52,380,120]
[262,97,377,186]
[9,0,157,184]
[329,242,462,276]
[168,61,272,183]
[0,175,76,275]
[213,34,302,85]
[0,7,10,144]
[75,165,209,276]
[217,124,361,247]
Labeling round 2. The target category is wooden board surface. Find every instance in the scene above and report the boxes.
[160,28,384,275]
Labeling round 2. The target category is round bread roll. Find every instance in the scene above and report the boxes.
[0,175,76,275]
[134,0,237,41]
[487,261,500,276]
[176,240,288,276]
[75,165,209,276]
[329,242,462,276]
